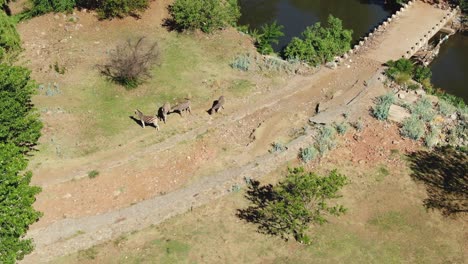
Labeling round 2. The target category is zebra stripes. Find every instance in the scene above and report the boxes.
[135,109,159,131]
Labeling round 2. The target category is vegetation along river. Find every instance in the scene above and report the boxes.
[239,0,467,101]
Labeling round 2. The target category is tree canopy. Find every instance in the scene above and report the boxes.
[284,15,353,66]
[169,0,240,33]
[238,167,347,243]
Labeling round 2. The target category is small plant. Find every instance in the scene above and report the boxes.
[373,93,395,121]
[438,99,456,117]
[99,37,159,89]
[376,165,390,182]
[352,118,364,132]
[270,142,286,153]
[407,83,419,90]
[412,97,435,122]
[230,54,251,71]
[299,146,318,163]
[424,125,440,148]
[315,125,337,156]
[335,122,349,135]
[88,170,99,179]
[401,116,425,140]
[78,247,98,260]
[53,61,66,74]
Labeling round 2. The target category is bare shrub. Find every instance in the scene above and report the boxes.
[99,37,159,89]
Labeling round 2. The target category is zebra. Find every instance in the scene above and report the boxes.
[158,102,171,124]
[208,95,225,115]
[171,99,191,116]
[135,109,159,131]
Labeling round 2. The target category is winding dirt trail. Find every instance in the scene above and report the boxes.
[21,1,450,262]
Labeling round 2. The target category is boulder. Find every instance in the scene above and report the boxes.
[388,104,411,123]
[400,91,419,103]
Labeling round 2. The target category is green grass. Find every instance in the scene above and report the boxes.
[228,79,254,96]
[87,170,100,179]
[77,247,98,260]
[368,211,409,231]
[375,165,390,182]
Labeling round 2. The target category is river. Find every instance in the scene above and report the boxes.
[239,0,467,102]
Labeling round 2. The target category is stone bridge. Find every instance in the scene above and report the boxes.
[340,0,460,64]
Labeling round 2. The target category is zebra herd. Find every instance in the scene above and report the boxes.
[134,95,225,131]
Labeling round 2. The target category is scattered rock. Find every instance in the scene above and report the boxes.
[62,193,72,199]
[426,94,439,104]
[388,104,411,123]
[415,89,426,95]
[400,92,419,103]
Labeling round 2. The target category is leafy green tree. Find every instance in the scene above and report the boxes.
[414,65,432,83]
[27,0,149,19]
[28,0,76,16]
[461,0,468,13]
[0,64,42,152]
[284,15,352,66]
[92,0,149,19]
[169,0,240,33]
[0,10,21,63]
[238,167,347,243]
[385,59,432,87]
[0,143,42,263]
[253,21,284,55]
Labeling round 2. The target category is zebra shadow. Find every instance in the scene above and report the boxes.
[206,99,219,115]
[129,116,159,129]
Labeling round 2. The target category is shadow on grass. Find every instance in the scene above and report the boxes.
[407,146,467,217]
[236,180,278,236]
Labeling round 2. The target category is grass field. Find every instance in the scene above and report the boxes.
[51,156,466,264]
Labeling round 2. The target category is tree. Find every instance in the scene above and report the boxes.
[0,10,21,63]
[253,21,284,55]
[414,65,432,83]
[0,64,42,263]
[27,0,150,19]
[169,0,240,33]
[238,167,347,243]
[0,64,42,151]
[0,143,42,263]
[99,37,159,89]
[284,15,352,66]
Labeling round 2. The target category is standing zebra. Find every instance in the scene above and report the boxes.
[171,99,191,116]
[158,102,171,124]
[135,109,159,131]
[208,95,225,115]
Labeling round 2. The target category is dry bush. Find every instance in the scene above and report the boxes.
[99,37,159,89]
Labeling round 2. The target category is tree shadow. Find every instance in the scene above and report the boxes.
[407,146,468,217]
[236,180,283,237]
[161,5,183,32]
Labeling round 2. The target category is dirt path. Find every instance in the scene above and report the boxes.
[24,57,383,263]
[21,1,451,262]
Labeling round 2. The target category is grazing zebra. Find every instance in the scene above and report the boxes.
[171,99,191,116]
[135,109,159,131]
[158,102,171,124]
[208,95,225,115]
